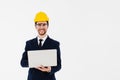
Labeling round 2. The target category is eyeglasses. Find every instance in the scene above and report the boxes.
[36,23,47,27]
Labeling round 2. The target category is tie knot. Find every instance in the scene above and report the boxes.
[39,39,43,42]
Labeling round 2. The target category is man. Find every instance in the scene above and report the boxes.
[20,11,62,80]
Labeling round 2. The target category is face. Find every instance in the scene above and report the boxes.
[35,21,48,36]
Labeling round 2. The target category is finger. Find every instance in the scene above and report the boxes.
[44,66,48,68]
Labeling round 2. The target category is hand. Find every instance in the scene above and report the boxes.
[35,65,51,72]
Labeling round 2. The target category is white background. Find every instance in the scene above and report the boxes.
[0,0,120,80]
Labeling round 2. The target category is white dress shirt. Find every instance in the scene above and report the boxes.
[37,35,48,46]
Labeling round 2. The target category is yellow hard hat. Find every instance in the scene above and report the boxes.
[34,11,49,22]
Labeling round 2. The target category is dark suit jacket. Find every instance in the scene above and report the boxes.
[20,36,61,80]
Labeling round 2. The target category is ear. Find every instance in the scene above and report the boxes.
[35,25,37,29]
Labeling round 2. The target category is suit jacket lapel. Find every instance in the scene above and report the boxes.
[42,36,50,49]
[33,37,40,49]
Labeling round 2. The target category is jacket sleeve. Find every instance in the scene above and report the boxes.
[49,42,62,75]
[20,41,29,67]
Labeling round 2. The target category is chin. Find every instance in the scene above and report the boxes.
[39,33,46,36]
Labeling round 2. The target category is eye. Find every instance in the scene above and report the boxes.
[36,24,42,26]
[43,23,47,26]
[36,23,47,27]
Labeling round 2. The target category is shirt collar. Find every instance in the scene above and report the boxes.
[37,35,48,44]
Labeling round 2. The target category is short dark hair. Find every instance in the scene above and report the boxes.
[35,21,49,26]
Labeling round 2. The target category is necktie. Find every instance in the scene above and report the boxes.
[39,39,43,48]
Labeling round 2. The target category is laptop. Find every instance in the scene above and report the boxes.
[27,49,57,68]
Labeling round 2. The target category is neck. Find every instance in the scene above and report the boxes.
[38,34,47,38]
